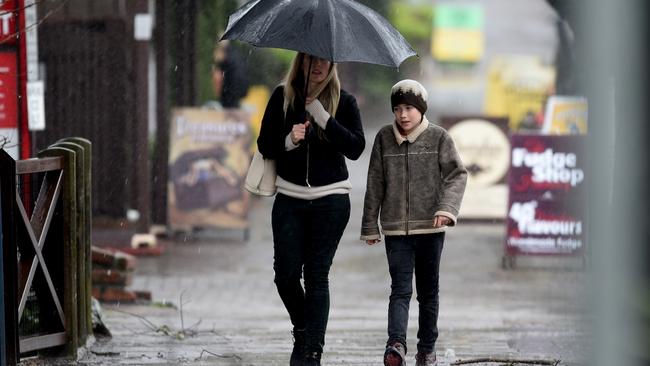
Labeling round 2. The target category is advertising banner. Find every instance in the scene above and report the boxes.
[168,108,252,231]
[440,116,510,220]
[506,134,587,256]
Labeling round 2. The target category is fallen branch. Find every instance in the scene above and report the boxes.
[450,358,560,366]
[195,349,242,361]
[90,350,121,357]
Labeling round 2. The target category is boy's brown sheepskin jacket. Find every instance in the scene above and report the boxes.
[360,117,467,240]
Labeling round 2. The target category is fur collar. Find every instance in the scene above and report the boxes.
[392,116,430,145]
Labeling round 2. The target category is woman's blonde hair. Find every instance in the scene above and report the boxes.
[283,52,341,121]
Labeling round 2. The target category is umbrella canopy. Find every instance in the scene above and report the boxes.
[221,0,417,68]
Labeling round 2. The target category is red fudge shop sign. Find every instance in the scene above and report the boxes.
[506,135,587,255]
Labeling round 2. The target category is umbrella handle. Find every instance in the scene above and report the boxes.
[303,55,312,117]
[300,55,313,137]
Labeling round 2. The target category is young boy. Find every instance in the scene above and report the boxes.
[361,79,467,366]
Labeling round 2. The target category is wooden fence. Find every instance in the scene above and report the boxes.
[0,138,92,365]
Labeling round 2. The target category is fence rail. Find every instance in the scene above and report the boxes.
[1,138,91,366]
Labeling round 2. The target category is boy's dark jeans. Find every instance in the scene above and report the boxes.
[272,193,350,354]
[385,233,445,353]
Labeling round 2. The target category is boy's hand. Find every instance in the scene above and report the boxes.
[433,215,451,228]
[290,121,311,144]
[366,239,381,245]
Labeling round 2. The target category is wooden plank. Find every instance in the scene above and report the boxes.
[19,332,66,353]
[60,138,92,341]
[15,157,63,174]
[53,141,87,342]
[38,147,78,356]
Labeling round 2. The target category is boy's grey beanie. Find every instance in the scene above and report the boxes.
[391,79,428,115]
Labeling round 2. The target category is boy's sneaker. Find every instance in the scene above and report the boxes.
[415,351,437,366]
[290,329,305,366]
[384,341,406,366]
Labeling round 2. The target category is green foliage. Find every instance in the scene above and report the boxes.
[238,46,294,87]
[196,0,239,104]
[389,2,433,47]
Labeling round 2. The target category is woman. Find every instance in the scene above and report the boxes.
[257,52,365,365]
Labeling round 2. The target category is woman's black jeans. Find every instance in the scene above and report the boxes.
[272,193,350,354]
[385,232,445,354]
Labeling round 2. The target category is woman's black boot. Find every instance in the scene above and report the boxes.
[302,350,322,366]
[290,329,305,365]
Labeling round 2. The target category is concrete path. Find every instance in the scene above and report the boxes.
[74,196,588,365]
[61,126,590,366]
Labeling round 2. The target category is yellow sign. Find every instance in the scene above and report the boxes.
[432,29,483,62]
[431,3,484,63]
[542,96,588,134]
[241,85,271,152]
[483,55,556,131]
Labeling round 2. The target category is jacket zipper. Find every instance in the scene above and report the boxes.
[405,142,409,234]
[306,142,311,187]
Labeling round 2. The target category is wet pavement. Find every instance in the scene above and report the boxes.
[67,140,589,365]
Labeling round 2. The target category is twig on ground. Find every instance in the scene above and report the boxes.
[195,349,242,361]
[110,308,185,339]
[180,290,187,334]
[450,358,560,366]
[110,308,159,332]
[108,294,206,340]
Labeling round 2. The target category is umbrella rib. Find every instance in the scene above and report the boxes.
[340,1,393,64]
[223,0,264,37]
[326,0,337,62]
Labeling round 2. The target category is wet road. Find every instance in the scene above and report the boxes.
[73,132,589,365]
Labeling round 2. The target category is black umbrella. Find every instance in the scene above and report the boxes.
[221,0,417,68]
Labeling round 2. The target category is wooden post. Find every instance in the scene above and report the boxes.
[59,138,92,337]
[152,0,170,225]
[0,149,18,365]
[37,147,77,356]
[174,0,198,106]
[132,0,151,233]
[52,141,86,343]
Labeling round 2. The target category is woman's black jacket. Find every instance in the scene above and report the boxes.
[257,85,365,187]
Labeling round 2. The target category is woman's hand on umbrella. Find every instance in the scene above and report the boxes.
[290,121,311,145]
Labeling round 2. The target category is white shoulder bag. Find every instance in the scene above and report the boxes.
[244,151,277,196]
